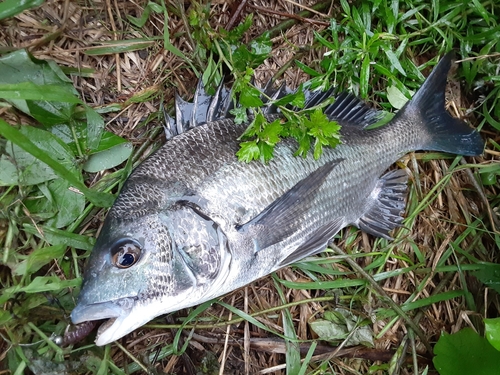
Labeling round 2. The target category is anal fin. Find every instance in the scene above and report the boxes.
[354,169,408,239]
[279,217,344,267]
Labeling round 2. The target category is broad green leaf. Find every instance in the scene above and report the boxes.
[387,85,410,109]
[0,82,81,103]
[12,244,66,276]
[0,278,81,306]
[273,90,306,108]
[229,107,248,124]
[360,54,370,98]
[473,263,500,294]
[83,142,133,173]
[310,308,374,347]
[382,47,406,76]
[236,140,260,163]
[0,125,78,186]
[471,0,491,25]
[85,105,105,151]
[0,119,114,207]
[12,276,81,294]
[259,119,282,145]
[224,13,253,43]
[23,224,95,250]
[258,141,274,162]
[434,328,500,375]
[0,145,56,186]
[485,318,500,352]
[0,0,44,20]
[0,50,79,126]
[25,178,85,228]
[295,60,321,77]
[50,124,128,156]
[0,309,10,326]
[239,86,264,107]
[248,32,272,66]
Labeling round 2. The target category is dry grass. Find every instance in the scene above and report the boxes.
[1,0,498,374]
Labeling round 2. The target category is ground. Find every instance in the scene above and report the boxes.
[0,1,499,375]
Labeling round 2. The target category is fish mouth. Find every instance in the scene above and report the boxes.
[71,298,141,346]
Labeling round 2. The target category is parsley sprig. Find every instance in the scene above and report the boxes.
[188,10,342,162]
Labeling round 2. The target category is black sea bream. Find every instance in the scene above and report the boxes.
[71,53,484,345]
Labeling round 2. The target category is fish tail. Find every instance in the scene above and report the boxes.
[395,52,484,156]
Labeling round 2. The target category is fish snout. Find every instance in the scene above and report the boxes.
[70,297,136,325]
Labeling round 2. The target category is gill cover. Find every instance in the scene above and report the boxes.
[163,202,229,286]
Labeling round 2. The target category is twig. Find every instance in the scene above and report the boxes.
[219,295,235,375]
[283,0,331,17]
[187,331,431,364]
[252,0,334,39]
[105,0,121,92]
[146,296,337,330]
[226,0,248,30]
[248,3,330,28]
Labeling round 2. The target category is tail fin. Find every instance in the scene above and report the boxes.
[395,52,484,156]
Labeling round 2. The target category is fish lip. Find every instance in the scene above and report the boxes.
[70,298,138,345]
[70,298,136,325]
[71,297,150,346]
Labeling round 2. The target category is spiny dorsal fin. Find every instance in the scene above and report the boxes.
[175,92,194,134]
[165,78,382,139]
[162,104,177,140]
[192,79,213,127]
[207,81,232,122]
[353,169,408,239]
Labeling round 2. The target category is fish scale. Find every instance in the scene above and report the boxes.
[71,53,484,346]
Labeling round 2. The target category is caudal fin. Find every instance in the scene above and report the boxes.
[395,52,484,156]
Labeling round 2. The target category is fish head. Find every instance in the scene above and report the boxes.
[71,203,232,346]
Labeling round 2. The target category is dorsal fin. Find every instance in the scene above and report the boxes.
[324,92,382,128]
[207,81,232,122]
[164,79,382,139]
[191,79,213,126]
[302,87,336,109]
[175,92,193,134]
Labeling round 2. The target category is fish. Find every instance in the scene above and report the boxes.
[70,52,484,346]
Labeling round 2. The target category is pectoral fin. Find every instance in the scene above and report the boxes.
[237,159,343,252]
[354,169,408,239]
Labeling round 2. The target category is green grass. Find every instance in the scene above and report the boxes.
[0,0,499,374]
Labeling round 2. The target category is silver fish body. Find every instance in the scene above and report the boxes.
[71,53,484,345]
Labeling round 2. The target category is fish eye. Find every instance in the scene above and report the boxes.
[110,239,142,269]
